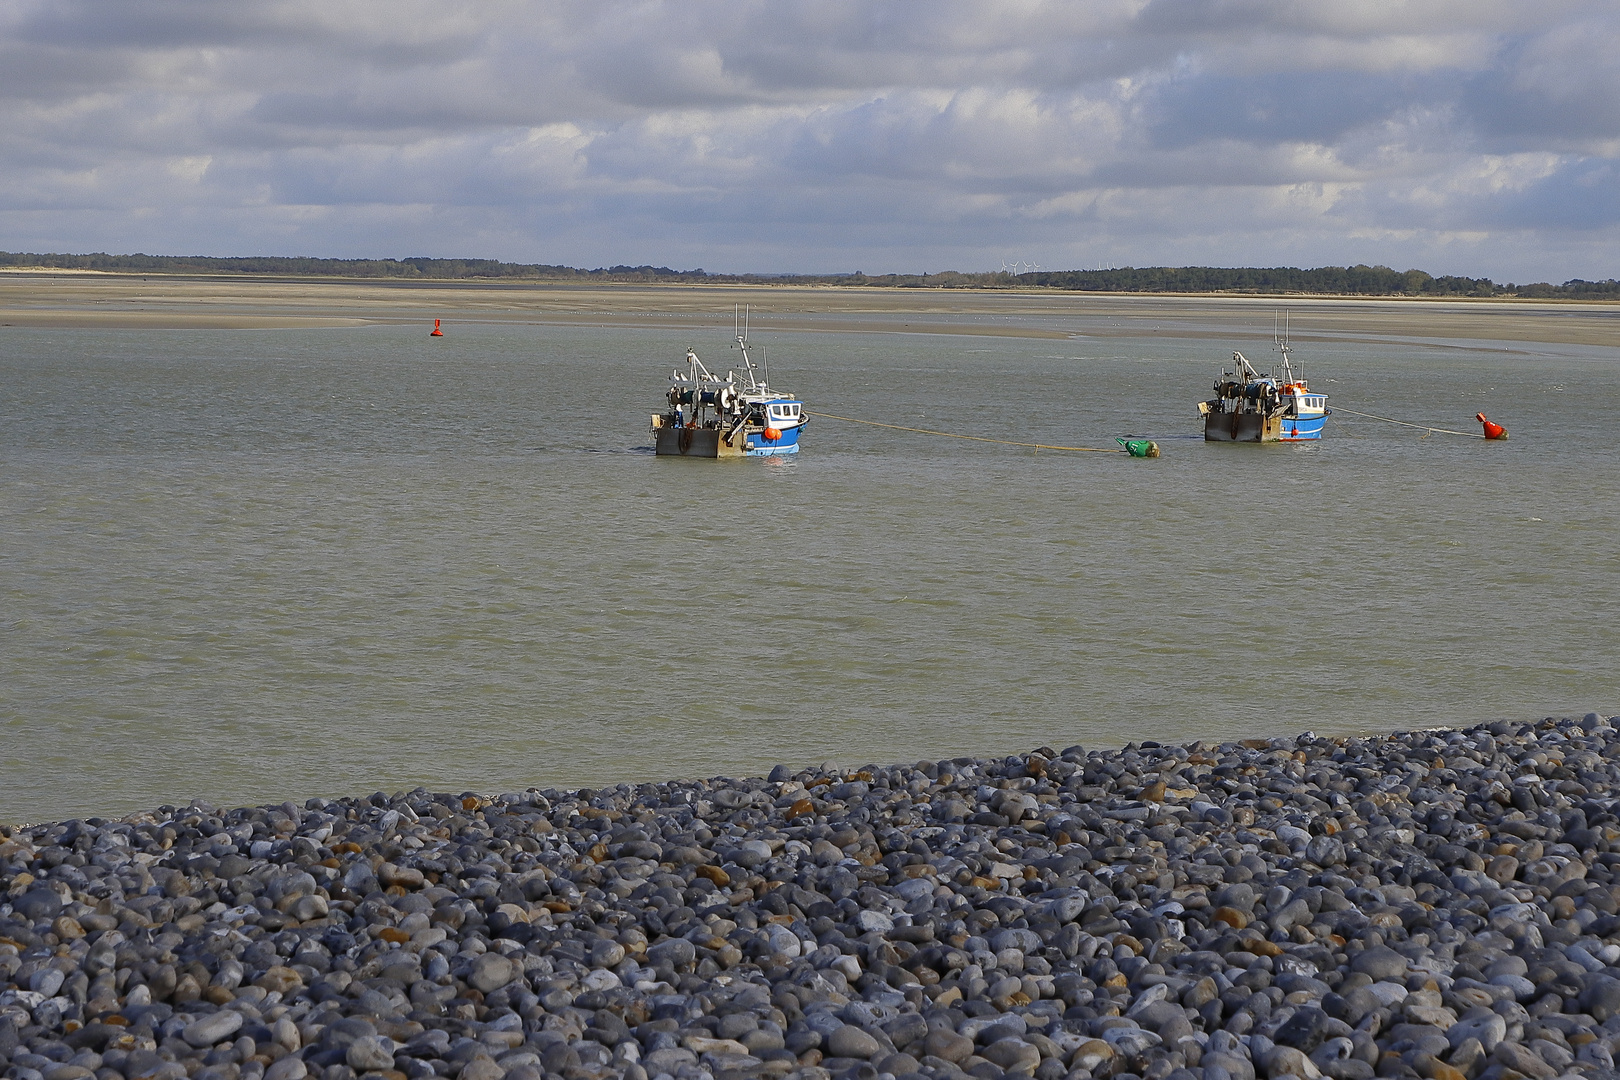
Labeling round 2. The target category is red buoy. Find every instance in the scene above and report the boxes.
[764,427,782,441]
[430,318,444,337]
[1475,412,1507,439]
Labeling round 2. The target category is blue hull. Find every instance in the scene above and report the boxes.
[744,425,803,455]
[1280,413,1327,441]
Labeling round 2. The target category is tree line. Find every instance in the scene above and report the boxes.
[1,250,1615,299]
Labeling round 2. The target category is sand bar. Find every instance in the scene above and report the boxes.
[1,270,1617,346]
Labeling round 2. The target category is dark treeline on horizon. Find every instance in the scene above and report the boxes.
[3,250,1617,299]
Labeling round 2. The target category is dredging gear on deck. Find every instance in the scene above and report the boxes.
[1476,413,1508,440]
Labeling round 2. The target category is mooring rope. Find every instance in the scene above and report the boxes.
[1331,407,1485,439]
[803,410,1127,453]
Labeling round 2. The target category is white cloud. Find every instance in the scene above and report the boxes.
[0,0,1615,280]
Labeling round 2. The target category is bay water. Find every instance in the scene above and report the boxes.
[3,310,1616,822]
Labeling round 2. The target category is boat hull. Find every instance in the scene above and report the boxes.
[654,424,803,457]
[1205,411,1282,442]
[744,425,802,455]
[655,427,728,457]
[1280,413,1326,441]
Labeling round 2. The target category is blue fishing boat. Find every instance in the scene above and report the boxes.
[1199,317,1328,442]
[651,312,806,457]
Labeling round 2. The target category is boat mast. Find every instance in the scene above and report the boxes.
[735,304,766,391]
[1274,309,1298,385]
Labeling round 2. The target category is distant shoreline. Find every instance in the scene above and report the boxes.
[2,272,1617,346]
[2,263,1618,304]
[4,250,1616,301]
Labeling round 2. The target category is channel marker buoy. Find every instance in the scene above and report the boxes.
[1475,412,1507,439]
[430,319,444,337]
[1116,437,1161,458]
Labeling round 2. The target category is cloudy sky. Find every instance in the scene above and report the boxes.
[2,1,1617,281]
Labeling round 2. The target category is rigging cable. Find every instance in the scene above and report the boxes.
[1330,407,1485,439]
[803,410,1141,454]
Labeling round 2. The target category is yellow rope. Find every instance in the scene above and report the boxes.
[803,410,1124,452]
[1332,407,1485,439]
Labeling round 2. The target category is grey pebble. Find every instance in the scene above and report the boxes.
[344,1034,396,1072]
[182,1011,243,1048]
[262,1058,306,1080]
[5,714,1620,1080]
[826,1023,882,1059]
[465,952,514,994]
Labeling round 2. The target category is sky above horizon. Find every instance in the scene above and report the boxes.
[2,1,1618,283]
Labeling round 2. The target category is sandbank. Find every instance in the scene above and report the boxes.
[1,271,1617,348]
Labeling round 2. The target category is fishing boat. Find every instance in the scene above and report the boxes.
[651,313,806,457]
[1198,316,1328,442]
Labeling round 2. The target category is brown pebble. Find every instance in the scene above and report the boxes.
[1212,906,1249,929]
[172,973,202,1004]
[1414,1053,1466,1080]
[256,966,303,994]
[694,864,730,887]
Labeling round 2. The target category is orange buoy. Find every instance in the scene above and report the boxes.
[764,427,782,441]
[430,319,443,337]
[1475,412,1507,439]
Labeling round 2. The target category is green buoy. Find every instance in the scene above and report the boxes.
[1117,437,1160,458]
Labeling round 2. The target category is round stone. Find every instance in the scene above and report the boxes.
[13,889,62,922]
[826,1025,882,1059]
[1349,945,1406,982]
[183,1011,244,1048]
[345,1035,396,1072]
[467,953,516,994]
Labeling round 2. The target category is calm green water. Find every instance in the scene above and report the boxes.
[3,314,1616,822]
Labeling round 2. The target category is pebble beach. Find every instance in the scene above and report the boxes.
[5,716,1620,1080]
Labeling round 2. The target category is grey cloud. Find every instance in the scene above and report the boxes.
[1139,72,1448,151]
[0,0,1616,281]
